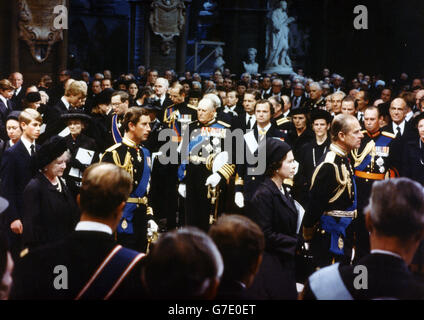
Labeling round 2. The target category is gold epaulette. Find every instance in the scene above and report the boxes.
[381,131,396,139]
[217,120,231,128]
[187,104,197,110]
[100,143,122,162]
[165,103,176,110]
[276,117,291,126]
[361,130,367,134]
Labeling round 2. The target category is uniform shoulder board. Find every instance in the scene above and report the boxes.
[187,104,197,110]
[166,103,175,110]
[217,120,231,128]
[361,130,367,134]
[381,131,396,139]
[104,143,122,153]
[276,117,290,126]
[324,151,336,164]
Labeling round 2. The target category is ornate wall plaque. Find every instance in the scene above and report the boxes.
[149,0,186,55]
[18,0,66,63]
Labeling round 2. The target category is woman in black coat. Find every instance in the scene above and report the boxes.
[61,112,98,198]
[401,113,424,186]
[22,136,79,250]
[247,138,299,300]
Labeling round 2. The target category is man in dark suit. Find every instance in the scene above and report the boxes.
[41,80,87,143]
[382,97,414,138]
[0,79,15,141]
[260,76,272,99]
[10,163,146,300]
[291,83,307,110]
[9,72,25,111]
[301,178,424,300]
[232,89,260,134]
[234,99,286,209]
[0,109,42,259]
[153,77,173,122]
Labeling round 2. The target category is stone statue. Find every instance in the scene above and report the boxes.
[199,0,217,16]
[242,48,259,75]
[213,46,225,72]
[265,1,295,74]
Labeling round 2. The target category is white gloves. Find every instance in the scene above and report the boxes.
[147,219,158,237]
[235,192,244,208]
[178,183,186,198]
[205,173,221,188]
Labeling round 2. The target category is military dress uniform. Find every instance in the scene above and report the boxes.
[302,143,357,269]
[100,137,154,252]
[351,129,397,260]
[303,97,326,113]
[179,118,234,231]
[273,113,295,137]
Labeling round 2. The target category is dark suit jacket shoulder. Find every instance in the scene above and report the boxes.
[10,231,146,300]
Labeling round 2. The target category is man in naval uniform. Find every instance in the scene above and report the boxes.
[109,91,129,145]
[302,114,363,269]
[100,107,158,252]
[178,97,234,231]
[350,106,398,261]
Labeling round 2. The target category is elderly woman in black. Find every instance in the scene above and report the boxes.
[61,111,97,197]
[22,136,79,250]
[247,138,299,300]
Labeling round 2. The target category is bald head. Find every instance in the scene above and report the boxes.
[9,72,23,89]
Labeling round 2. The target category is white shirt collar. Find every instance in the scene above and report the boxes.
[392,120,406,135]
[258,122,272,133]
[245,113,256,128]
[371,249,403,260]
[61,96,70,110]
[20,136,35,155]
[283,109,291,117]
[15,87,22,95]
[160,94,166,105]
[0,95,8,108]
[75,221,112,235]
[405,110,414,122]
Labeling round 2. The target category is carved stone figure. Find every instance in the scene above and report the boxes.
[18,0,66,63]
[242,48,259,74]
[265,1,295,74]
[213,46,225,72]
[150,0,186,55]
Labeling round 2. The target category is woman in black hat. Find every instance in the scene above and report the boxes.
[247,138,299,299]
[22,136,79,250]
[61,112,97,198]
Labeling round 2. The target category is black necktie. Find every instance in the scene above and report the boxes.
[7,100,12,110]
[30,144,35,156]
[247,116,252,129]
[396,126,401,138]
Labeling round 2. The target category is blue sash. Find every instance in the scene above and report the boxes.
[117,147,151,234]
[112,114,123,144]
[320,175,357,256]
[177,122,225,181]
[76,245,143,300]
[355,134,392,171]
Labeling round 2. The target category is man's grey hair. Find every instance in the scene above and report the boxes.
[272,78,283,86]
[309,82,322,91]
[203,93,221,109]
[192,81,202,90]
[365,178,424,241]
[294,82,305,90]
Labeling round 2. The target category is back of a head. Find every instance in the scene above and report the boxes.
[142,227,223,300]
[209,215,264,285]
[366,178,424,241]
[79,163,132,219]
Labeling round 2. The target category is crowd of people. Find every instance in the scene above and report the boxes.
[0,65,424,300]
